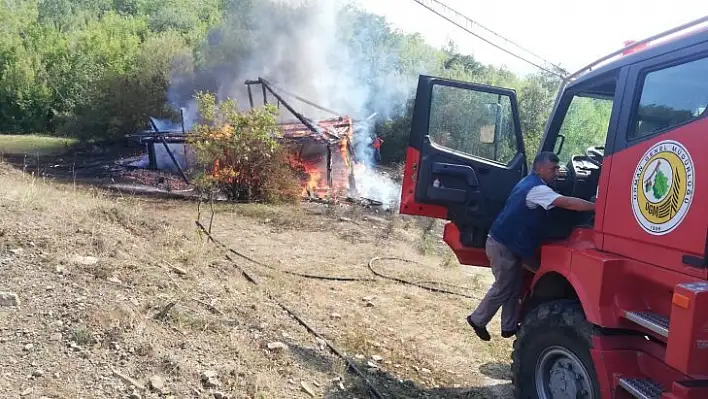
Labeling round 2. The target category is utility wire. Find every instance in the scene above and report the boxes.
[411,0,569,78]
[267,81,345,117]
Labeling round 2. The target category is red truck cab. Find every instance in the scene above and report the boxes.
[400,19,708,399]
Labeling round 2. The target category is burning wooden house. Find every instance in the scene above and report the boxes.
[129,77,358,200]
[244,77,358,199]
[279,116,356,198]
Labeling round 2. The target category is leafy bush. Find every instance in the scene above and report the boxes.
[187,92,301,203]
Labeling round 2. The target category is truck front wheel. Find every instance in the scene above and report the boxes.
[511,300,602,399]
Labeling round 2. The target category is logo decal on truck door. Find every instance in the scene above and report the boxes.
[631,140,694,235]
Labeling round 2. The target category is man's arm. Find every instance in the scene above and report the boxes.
[551,196,595,212]
[526,185,595,212]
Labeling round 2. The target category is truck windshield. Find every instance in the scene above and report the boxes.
[555,94,613,164]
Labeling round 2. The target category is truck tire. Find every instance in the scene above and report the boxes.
[511,299,602,399]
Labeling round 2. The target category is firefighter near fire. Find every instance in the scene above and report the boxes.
[372,135,383,164]
[399,18,708,399]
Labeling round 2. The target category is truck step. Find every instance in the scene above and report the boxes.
[624,311,670,337]
[619,378,664,399]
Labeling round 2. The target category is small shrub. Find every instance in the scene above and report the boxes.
[187,92,301,203]
[71,325,95,346]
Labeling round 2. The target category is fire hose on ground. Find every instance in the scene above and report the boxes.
[194,214,482,398]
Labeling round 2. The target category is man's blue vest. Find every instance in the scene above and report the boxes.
[489,173,549,259]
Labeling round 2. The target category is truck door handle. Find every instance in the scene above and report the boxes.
[431,162,480,187]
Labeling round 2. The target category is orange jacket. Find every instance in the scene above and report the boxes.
[372,137,383,149]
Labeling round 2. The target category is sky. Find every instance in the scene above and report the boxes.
[355,0,708,76]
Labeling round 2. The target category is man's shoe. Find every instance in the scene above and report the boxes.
[501,329,517,338]
[466,315,491,341]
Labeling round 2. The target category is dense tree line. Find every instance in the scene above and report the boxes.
[1,0,220,139]
[0,0,609,165]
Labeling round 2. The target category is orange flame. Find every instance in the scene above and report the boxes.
[339,136,351,169]
[303,163,324,196]
[286,154,325,197]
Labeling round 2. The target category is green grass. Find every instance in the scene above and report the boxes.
[0,134,78,156]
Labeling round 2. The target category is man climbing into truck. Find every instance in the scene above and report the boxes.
[466,151,596,341]
[372,135,383,163]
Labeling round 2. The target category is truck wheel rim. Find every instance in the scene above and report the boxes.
[534,346,595,399]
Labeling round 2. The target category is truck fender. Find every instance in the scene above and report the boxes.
[522,269,602,326]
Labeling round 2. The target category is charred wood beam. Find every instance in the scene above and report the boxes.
[246,78,341,141]
[248,78,318,133]
[149,117,160,134]
[346,196,383,207]
[348,172,357,197]
[148,142,157,170]
[347,140,357,164]
[126,134,189,144]
[247,84,254,108]
[326,144,332,188]
[159,135,190,185]
[301,196,383,208]
[146,121,189,183]
[147,118,161,170]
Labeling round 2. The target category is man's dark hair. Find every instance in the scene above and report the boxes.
[532,151,560,169]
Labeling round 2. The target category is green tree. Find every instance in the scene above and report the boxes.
[652,169,669,200]
[518,71,561,157]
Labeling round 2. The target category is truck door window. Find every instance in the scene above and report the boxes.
[429,84,517,164]
[631,55,708,139]
[555,94,613,164]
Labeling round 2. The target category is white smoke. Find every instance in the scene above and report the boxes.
[128,143,189,172]
[167,0,430,208]
[352,164,402,210]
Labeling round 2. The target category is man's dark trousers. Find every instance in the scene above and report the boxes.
[468,235,522,332]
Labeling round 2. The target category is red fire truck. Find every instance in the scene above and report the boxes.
[400,17,708,399]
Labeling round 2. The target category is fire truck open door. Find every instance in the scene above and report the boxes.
[399,75,528,266]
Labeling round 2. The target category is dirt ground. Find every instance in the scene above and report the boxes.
[0,161,514,399]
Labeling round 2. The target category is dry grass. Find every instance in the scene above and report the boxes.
[0,161,513,398]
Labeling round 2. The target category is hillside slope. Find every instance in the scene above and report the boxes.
[0,163,512,399]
